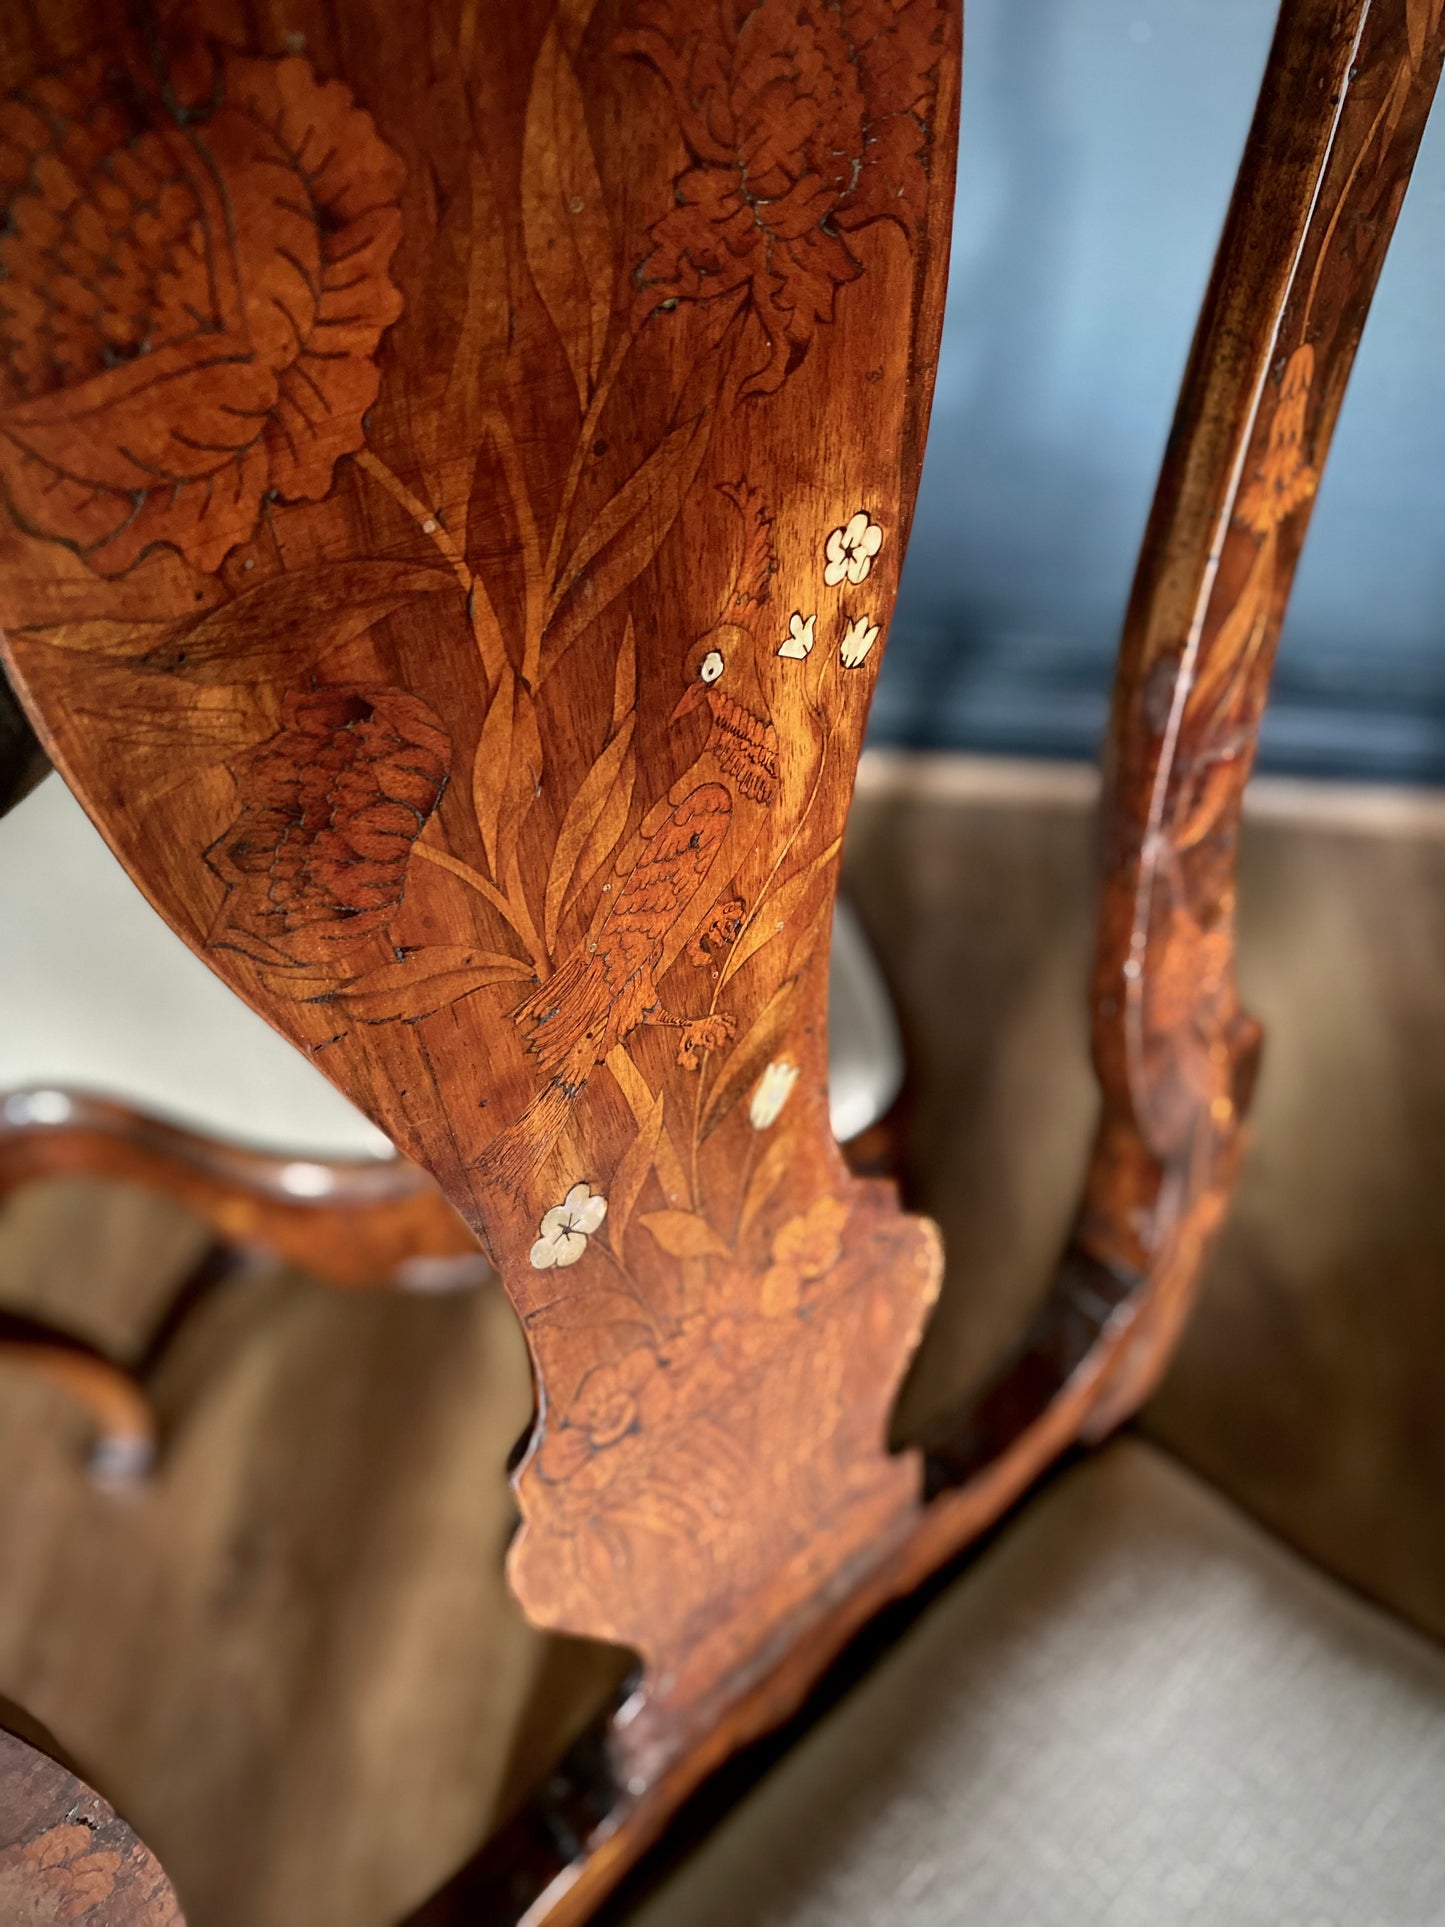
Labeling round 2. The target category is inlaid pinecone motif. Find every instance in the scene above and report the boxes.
[206,686,449,968]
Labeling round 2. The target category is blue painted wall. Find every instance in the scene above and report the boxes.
[879,0,1445,779]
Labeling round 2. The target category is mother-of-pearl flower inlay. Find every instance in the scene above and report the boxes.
[840,615,880,667]
[777,611,817,660]
[750,1059,800,1130]
[530,1183,608,1269]
[823,511,883,587]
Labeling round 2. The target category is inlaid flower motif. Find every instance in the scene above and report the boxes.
[677,1013,737,1071]
[620,0,944,394]
[840,615,881,668]
[206,686,449,968]
[777,612,816,661]
[824,512,884,587]
[0,44,405,576]
[759,1195,849,1315]
[687,894,746,966]
[0,1825,124,1920]
[750,1058,800,1130]
[530,1182,608,1270]
[1236,344,1319,538]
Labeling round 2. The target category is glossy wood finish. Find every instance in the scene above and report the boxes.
[0,1708,184,1924]
[0,0,1438,1921]
[0,1089,485,1290]
[404,3,1445,1914]
[0,0,958,1805]
[0,1300,158,1480]
[1074,0,1445,1432]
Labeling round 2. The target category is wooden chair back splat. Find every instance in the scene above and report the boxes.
[0,1,1439,1921]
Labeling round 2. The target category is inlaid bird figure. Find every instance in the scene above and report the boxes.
[476,485,781,1196]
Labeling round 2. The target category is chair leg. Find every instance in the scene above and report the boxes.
[0,1313,155,1488]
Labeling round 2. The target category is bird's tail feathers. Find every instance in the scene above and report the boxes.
[474,1075,579,1198]
[512,951,597,1076]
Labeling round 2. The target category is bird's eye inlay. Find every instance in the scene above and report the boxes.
[700,650,724,684]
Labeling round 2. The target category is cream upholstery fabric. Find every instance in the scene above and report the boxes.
[2,777,900,1157]
[633,1442,1445,1927]
[1,774,397,1158]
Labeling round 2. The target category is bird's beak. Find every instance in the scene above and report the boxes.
[669,680,708,725]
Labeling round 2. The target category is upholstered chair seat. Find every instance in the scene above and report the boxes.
[634,1443,1445,1927]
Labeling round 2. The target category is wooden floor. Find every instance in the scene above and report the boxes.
[3,756,1445,1926]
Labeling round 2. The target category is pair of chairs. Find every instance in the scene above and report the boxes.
[2,1,1444,1922]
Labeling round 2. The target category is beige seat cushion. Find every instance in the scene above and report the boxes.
[633,1441,1445,1927]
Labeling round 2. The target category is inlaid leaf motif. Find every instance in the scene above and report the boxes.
[556,0,602,57]
[544,411,712,656]
[561,745,637,928]
[1407,0,1444,70]
[738,1128,795,1243]
[639,1210,729,1259]
[607,1089,665,1259]
[325,947,535,1020]
[45,675,286,798]
[36,563,458,683]
[607,1044,692,1202]
[722,837,842,985]
[1186,540,1272,724]
[545,712,637,949]
[472,669,516,876]
[612,613,637,723]
[438,154,512,501]
[542,612,636,948]
[702,975,803,1136]
[499,680,545,851]
[522,21,613,410]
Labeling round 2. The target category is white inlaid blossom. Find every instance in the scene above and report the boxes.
[823,511,883,587]
[840,615,880,668]
[530,1182,608,1269]
[750,1059,800,1131]
[777,611,816,660]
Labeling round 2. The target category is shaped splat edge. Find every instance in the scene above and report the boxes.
[0,0,958,1779]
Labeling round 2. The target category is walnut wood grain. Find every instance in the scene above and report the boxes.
[0,0,958,1792]
[0,0,1435,1921]
[0,1715,184,1924]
